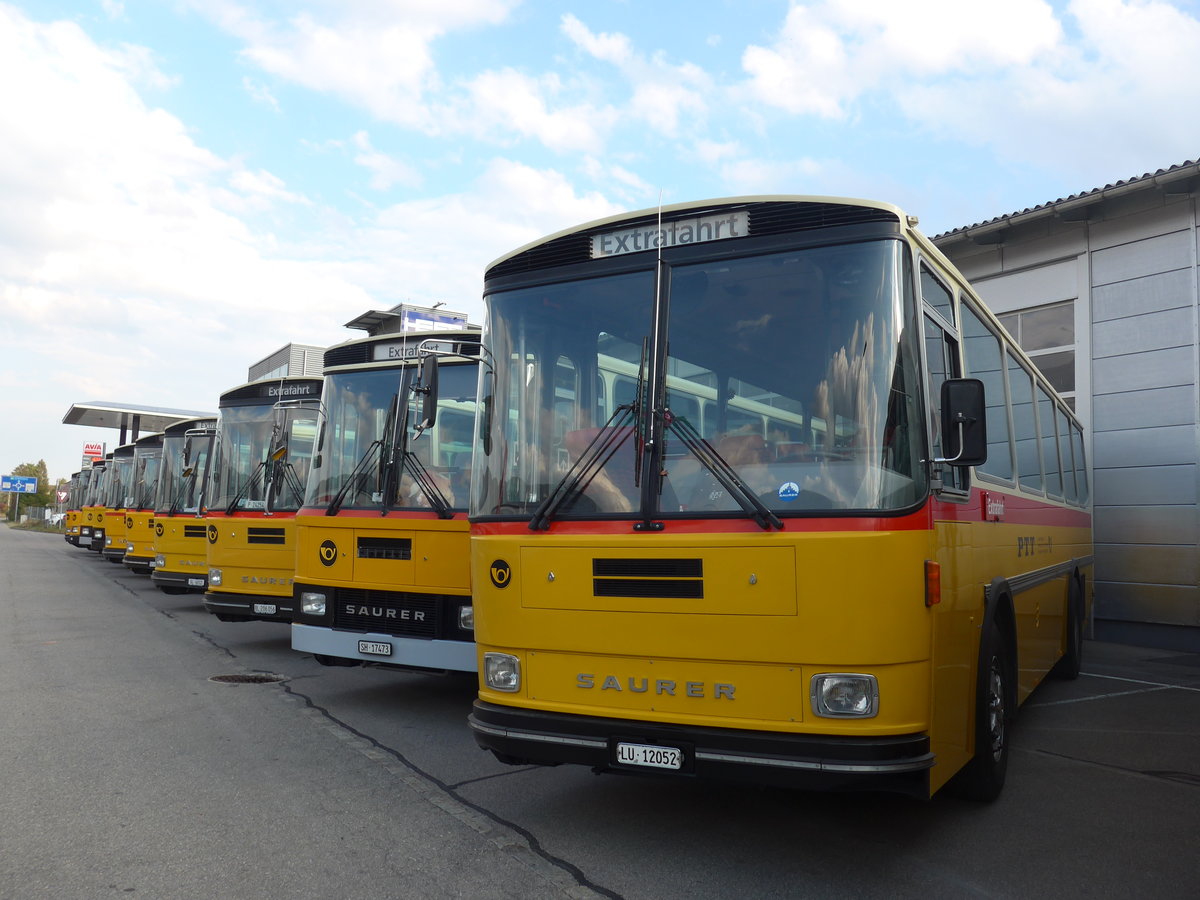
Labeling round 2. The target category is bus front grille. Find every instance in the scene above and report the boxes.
[248,527,286,545]
[592,558,704,599]
[357,537,412,560]
[332,589,439,637]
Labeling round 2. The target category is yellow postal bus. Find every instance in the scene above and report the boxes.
[64,471,85,547]
[292,329,480,671]
[202,377,322,623]
[123,433,163,575]
[151,418,217,594]
[82,456,109,553]
[467,196,1092,800]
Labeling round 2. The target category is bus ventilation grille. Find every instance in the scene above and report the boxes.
[248,527,286,545]
[592,558,704,599]
[324,343,372,367]
[184,525,208,538]
[485,201,901,280]
[357,537,412,560]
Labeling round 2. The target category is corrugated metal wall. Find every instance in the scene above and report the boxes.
[1087,211,1199,632]
[939,192,1200,646]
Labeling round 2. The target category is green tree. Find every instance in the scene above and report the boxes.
[7,460,52,520]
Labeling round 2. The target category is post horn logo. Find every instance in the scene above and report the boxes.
[125,516,133,529]
[319,540,338,567]
[207,523,218,544]
[155,522,164,537]
[489,559,512,589]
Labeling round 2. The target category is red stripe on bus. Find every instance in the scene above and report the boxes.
[932,487,1092,528]
[298,507,467,520]
[205,510,299,520]
[471,489,1090,536]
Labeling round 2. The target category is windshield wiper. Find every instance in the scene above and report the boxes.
[325,439,384,516]
[666,414,783,530]
[528,403,637,531]
[375,372,454,519]
[395,450,453,519]
[225,462,267,515]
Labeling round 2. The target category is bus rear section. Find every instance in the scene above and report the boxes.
[292,327,480,672]
[151,418,216,595]
[468,196,1092,799]
[203,377,322,623]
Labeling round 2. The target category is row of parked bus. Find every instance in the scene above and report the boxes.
[61,194,1094,801]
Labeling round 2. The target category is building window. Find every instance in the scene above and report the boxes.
[999,301,1075,409]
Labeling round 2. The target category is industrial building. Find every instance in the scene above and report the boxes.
[935,159,1200,651]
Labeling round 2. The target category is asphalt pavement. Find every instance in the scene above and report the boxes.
[2,525,1198,899]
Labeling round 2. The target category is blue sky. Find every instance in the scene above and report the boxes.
[4,0,1200,485]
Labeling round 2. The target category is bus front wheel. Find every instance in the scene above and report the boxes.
[954,621,1012,801]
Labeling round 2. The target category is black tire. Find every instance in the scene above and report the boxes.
[954,620,1012,801]
[1052,577,1084,680]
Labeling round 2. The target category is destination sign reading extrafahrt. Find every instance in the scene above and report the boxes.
[592,211,749,258]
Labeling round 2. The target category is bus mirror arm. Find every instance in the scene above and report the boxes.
[936,378,988,468]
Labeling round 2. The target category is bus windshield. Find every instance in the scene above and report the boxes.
[132,449,161,510]
[105,456,134,509]
[304,362,477,512]
[155,430,213,515]
[474,238,926,519]
[209,404,319,514]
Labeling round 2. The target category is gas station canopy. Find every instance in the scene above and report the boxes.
[62,401,216,445]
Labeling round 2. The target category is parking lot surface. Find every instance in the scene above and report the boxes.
[3,526,1198,899]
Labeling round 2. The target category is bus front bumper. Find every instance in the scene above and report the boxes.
[203,591,293,623]
[151,569,208,592]
[469,700,934,797]
[291,623,477,672]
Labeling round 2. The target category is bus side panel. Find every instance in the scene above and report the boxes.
[929,516,979,795]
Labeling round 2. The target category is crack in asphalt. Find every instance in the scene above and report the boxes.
[1028,746,1200,789]
[167,599,621,899]
[277,679,624,900]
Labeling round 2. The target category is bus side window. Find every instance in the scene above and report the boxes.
[924,315,968,493]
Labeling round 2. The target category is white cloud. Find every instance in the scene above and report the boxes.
[191,0,519,129]
[0,6,378,479]
[454,68,613,153]
[562,15,712,138]
[242,76,280,111]
[352,131,422,191]
[741,0,1062,117]
[346,158,623,315]
[717,156,825,194]
[897,0,1200,178]
[560,13,633,65]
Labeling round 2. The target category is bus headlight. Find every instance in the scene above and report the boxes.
[458,605,474,631]
[811,673,879,718]
[208,568,223,587]
[300,592,327,615]
[154,554,165,567]
[483,653,520,692]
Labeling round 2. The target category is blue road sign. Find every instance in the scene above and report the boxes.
[1,475,38,494]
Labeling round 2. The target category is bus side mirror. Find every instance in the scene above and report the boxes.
[415,354,439,432]
[939,378,987,468]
